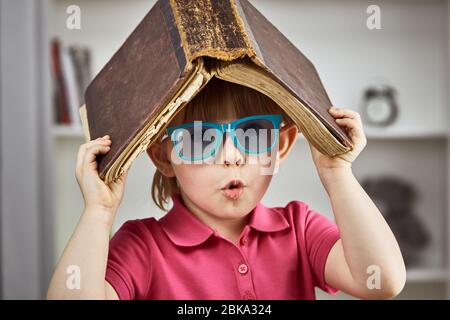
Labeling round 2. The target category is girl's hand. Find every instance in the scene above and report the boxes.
[309,106,367,173]
[75,135,129,212]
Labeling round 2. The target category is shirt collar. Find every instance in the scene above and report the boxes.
[159,194,290,247]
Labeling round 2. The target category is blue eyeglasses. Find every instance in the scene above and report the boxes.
[163,114,282,161]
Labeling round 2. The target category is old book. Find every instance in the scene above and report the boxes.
[81,0,353,183]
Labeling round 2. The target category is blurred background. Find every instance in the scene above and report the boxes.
[0,0,449,299]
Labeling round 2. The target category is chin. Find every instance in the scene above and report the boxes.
[216,197,255,216]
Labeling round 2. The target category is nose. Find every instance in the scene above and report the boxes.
[218,133,244,167]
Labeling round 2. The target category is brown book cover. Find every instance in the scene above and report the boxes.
[82,0,353,183]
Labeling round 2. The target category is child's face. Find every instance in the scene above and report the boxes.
[148,115,298,219]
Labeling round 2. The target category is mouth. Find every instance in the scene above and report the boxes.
[221,179,245,200]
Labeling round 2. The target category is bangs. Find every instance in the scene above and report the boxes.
[168,77,292,126]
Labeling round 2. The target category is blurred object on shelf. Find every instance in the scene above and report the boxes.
[361,85,399,127]
[49,37,92,127]
[50,38,70,125]
[361,176,430,267]
[69,46,92,107]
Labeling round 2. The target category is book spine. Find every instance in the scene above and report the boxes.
[61,46,81,127]
[50,39,71,125]
[168,0,256,63]
[161,0,189,73]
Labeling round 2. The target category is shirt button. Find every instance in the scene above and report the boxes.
[238,263,248,274]
[240,236,248,245]
[243,291,255,300]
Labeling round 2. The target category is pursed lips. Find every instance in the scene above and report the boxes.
[221,179,245,200]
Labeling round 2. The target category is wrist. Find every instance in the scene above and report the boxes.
[83,205,118,229]
[318,166,354,189]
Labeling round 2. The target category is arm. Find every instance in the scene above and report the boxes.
[47,206,119,300]
[47,135,127,300]
[310,107,406,299]
[320,167,406,299]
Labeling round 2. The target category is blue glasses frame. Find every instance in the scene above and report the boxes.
[165,114,282,161]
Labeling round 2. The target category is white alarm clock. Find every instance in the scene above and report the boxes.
[362,86,398,126]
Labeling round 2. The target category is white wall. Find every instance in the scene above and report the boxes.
[0,0,52,299]
[46,0,450,300]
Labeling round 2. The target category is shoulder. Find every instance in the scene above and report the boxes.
[267,200,337,238]
[268,200,316,226]
[110,217,161,246]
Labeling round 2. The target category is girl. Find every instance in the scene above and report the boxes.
[47,78,406,300]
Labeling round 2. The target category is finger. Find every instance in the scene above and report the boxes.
[110,170,129,194]
[85,136,112,150]
[329,107,362,123]
[336,118,367,148]
[115,169,128,182]
[335,117,357,129]
[77,137,111,167]
[329,107,357,118]
[335,118,364,140]
[89,136,112,147]
[78,136,111,157]
[83,144,111,168]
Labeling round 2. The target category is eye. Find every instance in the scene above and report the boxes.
[235,119,276,152]
[237,119,273,132]
[188,126,220,156]
[241,123,263,131]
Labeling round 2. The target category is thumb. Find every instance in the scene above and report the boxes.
[110,169,129,195]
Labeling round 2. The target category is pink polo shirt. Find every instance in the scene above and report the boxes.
[105,194,340,300]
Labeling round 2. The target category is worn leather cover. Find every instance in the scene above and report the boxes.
[84,0,192,179]
[236,0,351,147]
[84,0,352,181]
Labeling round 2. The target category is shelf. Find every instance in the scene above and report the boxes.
[364,127,449,140]
[297,127,448,141]
[406,268,450,282]
[52,125,84,139]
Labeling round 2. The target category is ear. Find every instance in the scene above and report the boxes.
[146,141,176,178]
[278,123,298,162]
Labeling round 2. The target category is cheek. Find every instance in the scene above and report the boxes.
[248,165,273,192]
[246,152,279,177]
[172,164,213,190]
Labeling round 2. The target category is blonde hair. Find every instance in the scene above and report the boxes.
[151,77,293,211]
